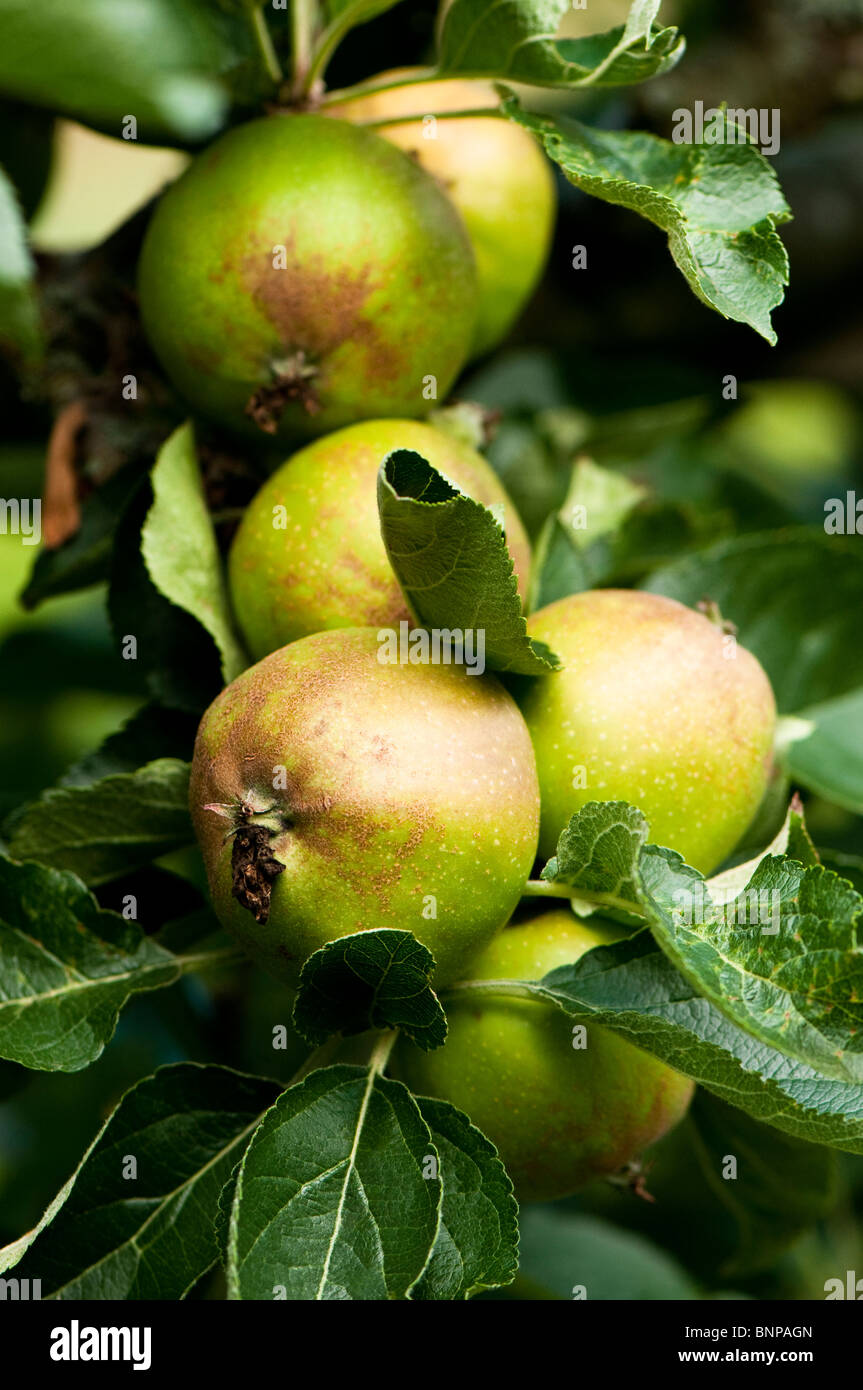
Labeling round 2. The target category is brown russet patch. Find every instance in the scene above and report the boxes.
[243,247,374,355]
[370,735,394,763]
[240,244,406,399]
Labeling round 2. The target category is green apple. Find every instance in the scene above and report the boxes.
[137,114,478,441]
[189,627,540,987]
[391,910,695,1200]
[228,417,532,659]
[328,72,556,357]
[518,590,777,873]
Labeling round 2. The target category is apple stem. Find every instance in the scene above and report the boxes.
[368,1030,398,1076]
[283,1031,397,1089]
[290,0,318,99]
[286,1034,344,1086]
[354,108,509,131]
[249,5,283,88]
[175,943,246,973]
[524,879,580,898]
[524,879,647,919]
[442,979,541,1002]
[318,68,441,108]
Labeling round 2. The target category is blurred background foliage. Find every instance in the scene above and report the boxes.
[2,0,863,1298]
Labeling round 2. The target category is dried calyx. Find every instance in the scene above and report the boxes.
[203,799,288,924]
[245,351,321,432]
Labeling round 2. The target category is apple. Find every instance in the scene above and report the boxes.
[518,590,777,873]
[228,417,532,659]
[327,71,556,356]
[189,627,540,987]
[391,909,695,1201]
[137,114,478,441]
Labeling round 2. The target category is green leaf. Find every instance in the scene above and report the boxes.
[142,423,247,685]
[0,856,179,1071]
[377,450,559,675]
[428,401,489,454]
[782,688,863,815]
[5,757,193,885]
[58,705,198,788]
[214,1160,242,1266]
[21,464,144,610]
[556,456,647,542]
[411,1098,518,1301]
[821,851,863,898]
[542,798,863,1083]
[529,516,593,610]
[293,930,447,1052]
[644,845,863,1083]
[687,1090,840,1277]
[0,163,42,365]
[705,794,819,903]
[541,796,813,917]
[529,457,729,610]
[0,1064,279,1296]
[109,485,224,714]
[437,0,684,88]
[556,0,685,87]
[521,929,863,1155]
[541,800,650,912]
[228,1066,441,1300]
[515,1209,697,1300]
[529,457,644,605]
[505,102,790,345]
[643,530,863,712]
[0,0,232,142]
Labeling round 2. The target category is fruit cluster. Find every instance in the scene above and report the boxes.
[141,87,777,1201]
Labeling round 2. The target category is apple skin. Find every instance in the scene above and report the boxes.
[328,73,556,357]
[517,590,777,873]
[228,418,532,659]
[189,628,540,987]
[137,114,478,441]
[391,910,695,1201]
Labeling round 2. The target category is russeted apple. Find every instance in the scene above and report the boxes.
[137,114,478,440]
[189,628,540,987]
[517,590,777,873]
[327,72,556,356]
[392,910,695,1201]
[228,417,531,659]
